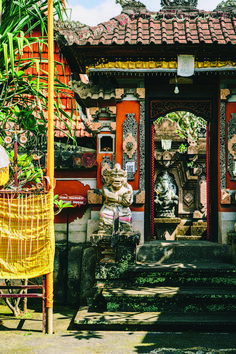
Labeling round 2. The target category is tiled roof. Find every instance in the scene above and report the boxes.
[70,80,116,104]
[27,30,91,139]
[55,7,236,47]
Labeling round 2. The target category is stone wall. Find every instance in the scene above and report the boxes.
[53,241,96,305]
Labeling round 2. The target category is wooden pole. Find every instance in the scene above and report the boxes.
[46,0,54,335]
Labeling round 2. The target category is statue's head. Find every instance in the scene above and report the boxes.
[161,171,170,190]
[107,163,127,189]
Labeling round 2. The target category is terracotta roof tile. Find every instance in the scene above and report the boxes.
[26,33,91,139]
[55,9,236,47]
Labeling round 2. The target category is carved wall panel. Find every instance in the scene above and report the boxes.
[101,156,113,184]
[199,175,207,215]
[161,0,198,8]
[150,100,211,121]
[220,101,227,190]
[139,100,145,190]
[184,192,194,207]
[227,113,236,179]
[123,113,138,180]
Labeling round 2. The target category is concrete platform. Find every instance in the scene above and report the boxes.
[74,307,236,331]
[136,240,232,264]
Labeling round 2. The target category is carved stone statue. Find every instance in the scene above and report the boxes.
[115,0,146,8]
[98,163,133,235]
[154,171,179,218]
[161,0,198,9]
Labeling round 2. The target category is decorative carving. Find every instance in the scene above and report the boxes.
[154,150,175,168]
[220,89,231,101]
[86,121,102,132]
[91,106,117,117]
[87,190,103,204]
[228,134,236,158]
[94,107,116,122]
[123,133,137,159]
[115,88,124,100]
[221,189,231,205]
[118,88,140,101]
[87,121,116,133]
[136,88,145,99]
[139,100,145,190]
[123,113,138,180]
[154,171,179,218]
[161,0,198,8]
[97,163,134,235]
[216,0,236,10]
[101,156,113,184]
[151,101,211,121]
[134,190,145,204]
[220,102,226,189]
[184,192,194,207]
[116,0,146,7]
[227,114,236,179]
[199,175,207,214]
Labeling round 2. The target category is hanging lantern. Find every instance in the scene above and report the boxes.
[0,145,10,186]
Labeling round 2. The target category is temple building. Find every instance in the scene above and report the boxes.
[54,0,236,247]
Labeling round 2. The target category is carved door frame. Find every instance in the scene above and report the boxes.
[146,99,214,241]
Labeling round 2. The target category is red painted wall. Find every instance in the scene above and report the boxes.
[116,100,140,191]
[218,101,236,212]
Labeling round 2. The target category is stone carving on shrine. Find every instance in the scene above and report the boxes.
[123,113,138,181]
[216,0,236,10]
[161,0,198,8]
[154,171,179,218]
[101,156,113,184]
[115,0,146,8]
[227,113,236,180]
[153,116,207,240]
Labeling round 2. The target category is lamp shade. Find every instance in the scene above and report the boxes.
[0,145,10,186]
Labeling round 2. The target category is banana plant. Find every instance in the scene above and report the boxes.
[0,0,77,141]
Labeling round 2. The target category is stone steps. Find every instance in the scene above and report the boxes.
[124,263,236,287]
[136,241,232,264]
[75,308,236,331]
[101,286,236,313]
[75,241,236,330]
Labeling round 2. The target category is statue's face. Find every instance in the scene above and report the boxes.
[162,179,169,190]
[111,171,124,190]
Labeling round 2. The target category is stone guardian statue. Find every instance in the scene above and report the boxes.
[98,163,133,236]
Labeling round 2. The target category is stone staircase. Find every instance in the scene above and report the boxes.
[74,241,236,331]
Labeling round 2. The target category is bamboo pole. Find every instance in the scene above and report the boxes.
[46,0,54,335]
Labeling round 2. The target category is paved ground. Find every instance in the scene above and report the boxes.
[0,305,236,353]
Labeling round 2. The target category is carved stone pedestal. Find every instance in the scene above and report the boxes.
[228,232,236,266]
[88,231,140,312]
[154,217,181,240]
[90,231,140,280]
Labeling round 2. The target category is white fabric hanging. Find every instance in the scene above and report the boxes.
[177,55,195,77]
[0,145,10,169]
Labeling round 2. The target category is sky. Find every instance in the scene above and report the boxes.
[66,0,223,26]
